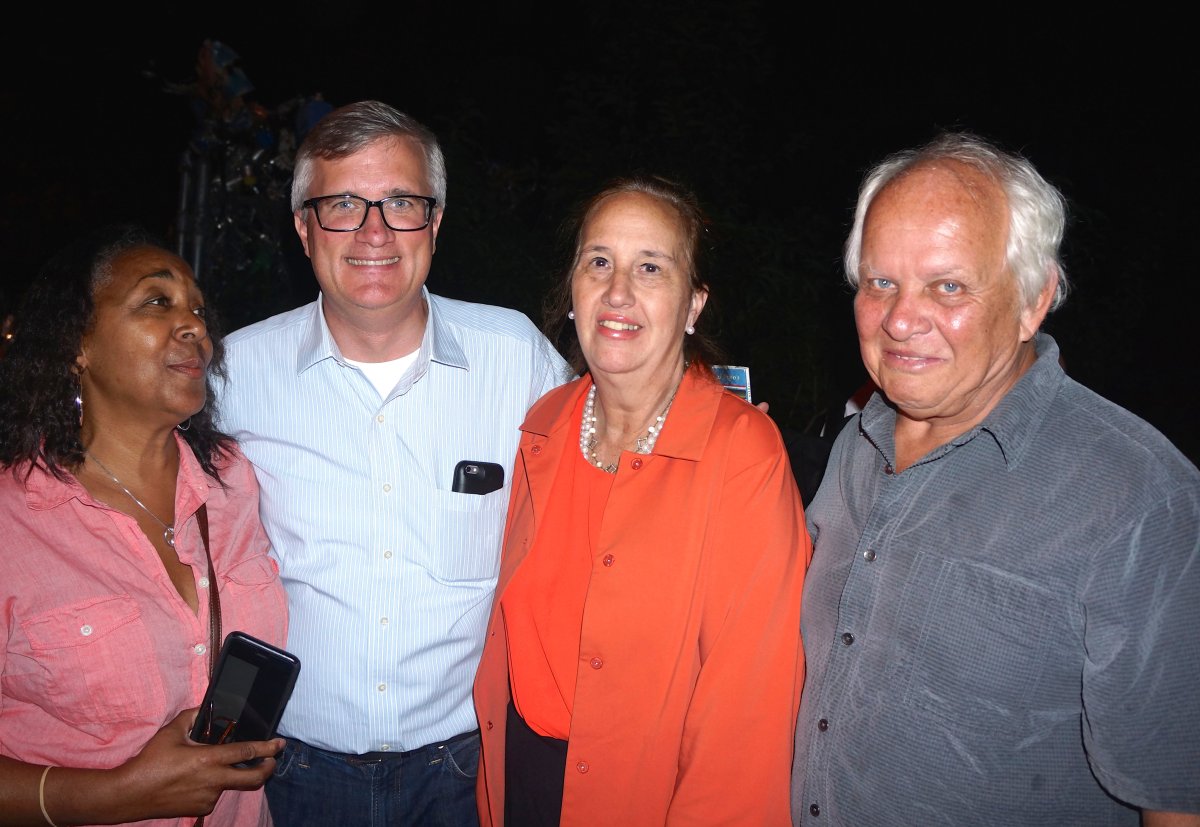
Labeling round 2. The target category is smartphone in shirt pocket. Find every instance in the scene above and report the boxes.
[452,460,504,495]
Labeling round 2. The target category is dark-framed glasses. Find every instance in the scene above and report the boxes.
[302,194,438,232]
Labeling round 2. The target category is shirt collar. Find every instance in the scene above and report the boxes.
[297,288,468,375]
[521,366,725,463]
[23,432,213,514]
[296,294,338,373]
[859,332,1065,470]
[975,332,1064,468]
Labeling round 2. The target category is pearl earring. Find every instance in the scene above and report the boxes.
[568,310,576,320]
[685,325,695,335]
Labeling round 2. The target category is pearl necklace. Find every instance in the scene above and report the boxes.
[579,382,678,474]
[87,452,176,547]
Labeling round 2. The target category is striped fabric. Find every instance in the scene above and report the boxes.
[216,289,569,753]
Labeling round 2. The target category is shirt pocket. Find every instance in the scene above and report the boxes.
[416,487,508,583]
[900,556,1053,729]
[22,595,167,725]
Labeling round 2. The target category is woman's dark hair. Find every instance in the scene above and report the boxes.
[0,223,235,481]
[543,174,727,377]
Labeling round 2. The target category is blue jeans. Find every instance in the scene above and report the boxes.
[265,731,481,827]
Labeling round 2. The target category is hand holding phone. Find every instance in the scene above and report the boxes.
[190,631,300,765]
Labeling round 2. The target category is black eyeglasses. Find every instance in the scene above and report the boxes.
[301,194,438,232]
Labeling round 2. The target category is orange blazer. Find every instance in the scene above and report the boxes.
[474,368,812,826]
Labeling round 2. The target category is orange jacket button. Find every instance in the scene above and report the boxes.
[631,458,643,470]
[590,657,603,669]
[486,720,494,730]
[602,554,614,566]
[576,761,589,773]
[531,444,542,455]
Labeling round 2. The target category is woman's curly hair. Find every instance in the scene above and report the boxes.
[0,223,235,482]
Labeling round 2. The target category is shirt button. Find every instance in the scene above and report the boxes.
[576,761,589,773]
[379,744,391,752]
[80,625,93,637]
[883,464,894,475]
[602,554,614,567]
[377,684,386,692]
[198,576,210,588]
[590,657,603,669]
[817,718,829,732]
[194,643,207,655]
[376,414,385,423]
[531,445,542,455]
[631,458,643,470]
[380,617,389,625]
[382,483,392,493]
[809,803,820,816]
[863,549,876,562]
[841,632,855,646]
[384,550,393,559]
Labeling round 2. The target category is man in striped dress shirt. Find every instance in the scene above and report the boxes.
[216,100,569,827]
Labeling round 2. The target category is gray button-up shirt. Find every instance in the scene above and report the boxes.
[792,333,1200,825]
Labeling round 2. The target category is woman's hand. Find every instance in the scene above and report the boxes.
[108,707,282,818]
[1,708,283,825]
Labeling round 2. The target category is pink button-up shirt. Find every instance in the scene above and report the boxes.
[0,436,287,826]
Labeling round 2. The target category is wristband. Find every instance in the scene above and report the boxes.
[39,765,58,827]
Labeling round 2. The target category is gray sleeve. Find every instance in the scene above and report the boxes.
[1081,482,1200,812]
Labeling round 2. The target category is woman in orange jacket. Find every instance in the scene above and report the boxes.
[473,175,812,826]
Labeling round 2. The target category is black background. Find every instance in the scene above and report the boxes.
[3,7,1195,463]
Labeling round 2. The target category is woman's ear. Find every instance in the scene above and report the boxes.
[688,288,709,329]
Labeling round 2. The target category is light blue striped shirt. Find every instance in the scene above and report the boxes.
[216,289,569,753]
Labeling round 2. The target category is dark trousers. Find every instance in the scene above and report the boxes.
[266,731,481,827]
[505,700,568,827]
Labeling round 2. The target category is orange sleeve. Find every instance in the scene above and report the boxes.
[666,434,810,826]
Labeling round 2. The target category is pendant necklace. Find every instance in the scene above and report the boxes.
[87,452,176,547]
[579,382,678,474]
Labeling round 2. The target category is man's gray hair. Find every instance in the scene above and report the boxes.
[843,132,1068,312]
[290,100,447,212]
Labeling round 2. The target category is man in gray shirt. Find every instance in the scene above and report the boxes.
[791,132,1199,826]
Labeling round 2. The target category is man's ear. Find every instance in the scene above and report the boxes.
[429,207,444,255]
[1019,269,1058,342]
[294,210,312,258]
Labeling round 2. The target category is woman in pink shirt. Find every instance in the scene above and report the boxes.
[0,225,287,826]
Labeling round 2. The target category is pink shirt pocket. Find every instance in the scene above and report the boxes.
[22,595,167,725]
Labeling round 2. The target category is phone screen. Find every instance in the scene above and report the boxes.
[191,632,301,749]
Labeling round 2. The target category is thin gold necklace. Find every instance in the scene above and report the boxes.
[87,452,176,547]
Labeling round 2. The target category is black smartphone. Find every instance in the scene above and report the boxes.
[452,460,504,495]
[190,631,300,763]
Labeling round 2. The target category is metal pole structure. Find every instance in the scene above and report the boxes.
[176,149,193,266]
[192,153,210,282]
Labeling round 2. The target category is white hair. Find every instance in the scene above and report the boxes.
[844,132,1068,312]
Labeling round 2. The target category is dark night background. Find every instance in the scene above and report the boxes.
[3,7,1195,465]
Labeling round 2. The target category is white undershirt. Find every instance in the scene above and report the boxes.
[345,352,419,398]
